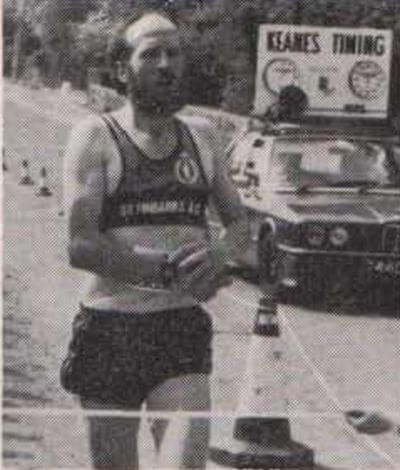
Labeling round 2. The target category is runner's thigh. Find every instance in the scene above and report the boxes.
[146,373,211,411]
[146,376,211,468]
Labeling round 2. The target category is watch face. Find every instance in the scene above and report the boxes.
[348,60,387,101]
[262,58,300,94]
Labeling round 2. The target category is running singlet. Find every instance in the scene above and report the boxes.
[81,114,216,313]
[100,115,209,231]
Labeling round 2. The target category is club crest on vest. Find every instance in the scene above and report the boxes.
[174,152,200,185]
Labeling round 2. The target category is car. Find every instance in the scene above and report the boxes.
[226,118,400,303]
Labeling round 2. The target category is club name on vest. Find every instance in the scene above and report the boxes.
[119,198,205,217]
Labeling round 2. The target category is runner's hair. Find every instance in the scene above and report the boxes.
[109,9,179,65]
[107,9,179,95]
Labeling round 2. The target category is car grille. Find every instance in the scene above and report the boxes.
[304,225,400,254]
[382,224,400,254]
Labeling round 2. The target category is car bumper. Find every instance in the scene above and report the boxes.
[276,244,400,289]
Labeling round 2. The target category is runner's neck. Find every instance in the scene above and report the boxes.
[115,104,179,161]
[121,102,176,137]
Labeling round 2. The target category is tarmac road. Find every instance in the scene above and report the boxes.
[3,81,400,469]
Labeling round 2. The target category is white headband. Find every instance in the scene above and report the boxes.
[125,13,177,47]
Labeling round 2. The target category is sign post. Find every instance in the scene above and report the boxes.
[254,25,393,121]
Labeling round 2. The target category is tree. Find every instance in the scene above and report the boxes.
[33,0,99,85]
[3,0,42,78]
[4,0,399,114]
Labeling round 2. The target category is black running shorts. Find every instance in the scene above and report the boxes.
[60,305,212,407]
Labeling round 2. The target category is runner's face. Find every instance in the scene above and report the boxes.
[127,33,185,116]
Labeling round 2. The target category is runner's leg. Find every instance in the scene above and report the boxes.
[146,373,211,469]
[81,399,140,469]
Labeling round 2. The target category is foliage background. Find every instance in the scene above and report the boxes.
[3,0,400,114]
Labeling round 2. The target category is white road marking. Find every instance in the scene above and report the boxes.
[3,407,395,420]
[222,286,399,468]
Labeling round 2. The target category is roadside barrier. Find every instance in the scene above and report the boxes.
[36,167,52,197]
[19,159,34,185]
[209,286,315,468]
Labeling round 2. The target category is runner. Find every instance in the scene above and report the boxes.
[61,10,249,469]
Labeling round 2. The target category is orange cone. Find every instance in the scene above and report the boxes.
[2,147,7,171]
[57,148,65,215]
[19,159,34,185]
[209,289,314,468]
[36,167,52,196]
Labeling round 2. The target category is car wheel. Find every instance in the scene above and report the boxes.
[258,228,280,285]
[258,228,294,304]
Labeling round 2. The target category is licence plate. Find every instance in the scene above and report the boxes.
[367,259,400,277]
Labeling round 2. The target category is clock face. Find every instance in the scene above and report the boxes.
[348,60,387,101]
[262,58,300,94]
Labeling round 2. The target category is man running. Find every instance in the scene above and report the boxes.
[61,10,248,469]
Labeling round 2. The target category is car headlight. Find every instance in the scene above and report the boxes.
[329,226,349,247]
[305,225,326,247]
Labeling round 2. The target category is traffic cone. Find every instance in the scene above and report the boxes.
[57,148,65,215]
[209,289,315,468]
[2,147,7,171]
[36,167,52,196]
[19,159,34,185]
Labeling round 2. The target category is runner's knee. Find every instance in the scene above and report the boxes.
[81,399,140,469]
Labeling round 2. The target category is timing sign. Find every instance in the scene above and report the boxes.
[254,25,393,120]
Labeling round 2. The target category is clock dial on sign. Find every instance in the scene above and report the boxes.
[263,58,300,94]
[348,60,387,101]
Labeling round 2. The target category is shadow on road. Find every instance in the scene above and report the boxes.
[232,268,399,319]
[295,284,399,318]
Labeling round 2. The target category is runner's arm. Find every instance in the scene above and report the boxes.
[158,120,250,301]
[63,117,169,284]
[167,142,249,302]
[210,142,250,266]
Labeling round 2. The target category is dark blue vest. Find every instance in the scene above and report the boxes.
[99,115,210,231]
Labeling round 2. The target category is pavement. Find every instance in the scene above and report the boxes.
[2,80,400,469]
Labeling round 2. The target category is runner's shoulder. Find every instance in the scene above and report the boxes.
[66,114,112,171]
[177,113,221,157]
[177,113,216,139]
[69,114,110,144]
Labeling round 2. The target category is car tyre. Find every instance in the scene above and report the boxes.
[258,228,279,285]
[258,228,297,304]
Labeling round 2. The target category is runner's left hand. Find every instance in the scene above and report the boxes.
[169,241,232,302]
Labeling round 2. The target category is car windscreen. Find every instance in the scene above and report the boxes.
[268,138,399,188]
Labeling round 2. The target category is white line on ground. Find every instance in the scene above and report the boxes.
[222,288,399,468]
[6,145,66,152]
[4,407,397,420]
[281,309,399,469]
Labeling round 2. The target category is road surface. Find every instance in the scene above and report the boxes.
[3,81,399,469]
